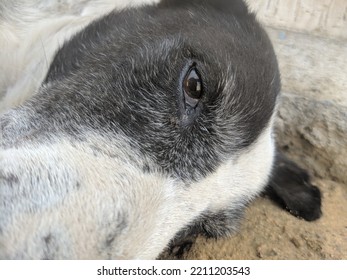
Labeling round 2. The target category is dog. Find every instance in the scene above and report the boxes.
[0,0,321,259]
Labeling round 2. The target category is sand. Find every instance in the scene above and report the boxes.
[161,178,346,260]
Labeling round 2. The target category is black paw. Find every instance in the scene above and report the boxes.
[168,240,194,259]
[265,152,322,221]
[161,232,198,259]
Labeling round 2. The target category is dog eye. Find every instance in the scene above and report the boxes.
[183,67,203,107]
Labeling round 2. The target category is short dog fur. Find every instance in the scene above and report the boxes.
[0,0,321,259]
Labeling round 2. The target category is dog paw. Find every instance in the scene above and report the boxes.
[159,233,197,259]
[266,152,322,221]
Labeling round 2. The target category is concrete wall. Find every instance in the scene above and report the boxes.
[246,0,347,185]
[247,0,347,39]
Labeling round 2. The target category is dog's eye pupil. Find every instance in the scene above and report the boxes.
[184,68,202,100]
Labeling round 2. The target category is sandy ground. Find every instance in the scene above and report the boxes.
[161,178,347,260]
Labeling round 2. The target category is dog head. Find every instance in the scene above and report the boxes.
[0,0,280,259]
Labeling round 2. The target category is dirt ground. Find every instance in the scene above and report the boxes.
[161,178,347,260]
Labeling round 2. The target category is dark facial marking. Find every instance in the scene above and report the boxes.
[5,0,280,182]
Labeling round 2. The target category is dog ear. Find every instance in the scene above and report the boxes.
[158,0,250,17]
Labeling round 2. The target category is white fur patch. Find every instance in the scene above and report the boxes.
[0,123,274,259]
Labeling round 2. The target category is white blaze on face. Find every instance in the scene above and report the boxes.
[0,120,275,259]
